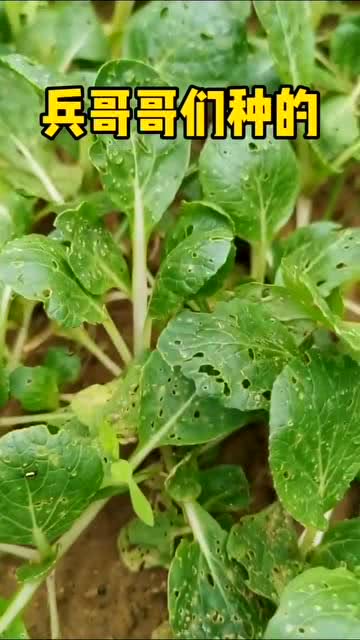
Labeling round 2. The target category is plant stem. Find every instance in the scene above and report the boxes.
[323,173,345,220]
[0,579,43,633]
[109,0,134,57]
[251,241,267,283]
[0,285,12,359]
[63,327,121,377]
[298,509,332,556]
[0,411,73,428]
[9,301,35,370]
[332,139,360,171]
[0,543,39,561]
[345,299,360,316]
[132,162,149,357]
[24,325,53,354]
[102,312,132,365]
[47,572,61,640]
[296,195,312,228]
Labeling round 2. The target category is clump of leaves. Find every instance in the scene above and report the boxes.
[0,1,359,639]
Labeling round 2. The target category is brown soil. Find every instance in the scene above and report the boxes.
[1,497,167,640]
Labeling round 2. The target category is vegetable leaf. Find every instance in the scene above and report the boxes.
[137,350,254,449]
[90,59,190,237]
[198,464,250,513]
[228,502,302,603]
[150,202,233,319]
[169,502,263,639]
[123,0,248,94]
[330,15,360,79]
[200,131,299,245]
[0,425,103,545]
[43,345,81,386]
[16,0,109,70]
[56,202,130,296]
[158,299,297,411]
[0,235,106,327]
[0,66,82,201]
[265,567,360,639]
[270,350,360,529]
[277,226,360,297]
[10,365,59,412]
[310,518,360,574]
[254,0,314,85]
[119,507,184,572]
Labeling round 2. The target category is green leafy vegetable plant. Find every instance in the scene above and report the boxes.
[0,1,359,639]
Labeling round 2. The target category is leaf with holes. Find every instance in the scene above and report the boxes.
[0,65,82,202]
[310,518,360,575]
[10,365,59,412]
[270,350,360,529]
[254,0,314,85]
[89,59,190,237]
[123,0,248,94]
[265,567,360,639]
[228,502,303,604]
[311,96,360,170]
[56,202,130,296]
[0,182,33,250]
[0,425,103,545]
[169,501,264,639]
[150,202,233,319]
[276,226,360,297]
[0,235,106,327]
[136,350,254,454]
[200,131,299,246]
[158,299,297,412]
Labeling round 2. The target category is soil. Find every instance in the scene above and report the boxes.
[1,497,168,640]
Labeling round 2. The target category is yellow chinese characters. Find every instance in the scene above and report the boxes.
[40,87,86,140]
[135,88,178,138]
[40,84,320,141]
[89,88,132,138]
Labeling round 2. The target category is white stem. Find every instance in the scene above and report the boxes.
[24,325,53,354]
[0,412,73,428]
[132,140,148,356]
[102,313,132,365]
[47,572,61,640]
[0,543,39,561]
[345,299,360,316]
[63,327,121,377]
[10,135,64,204]
[298,509,333,552]
[296,195,312,228]
[0,580,42,634]
[9,302,35,370]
